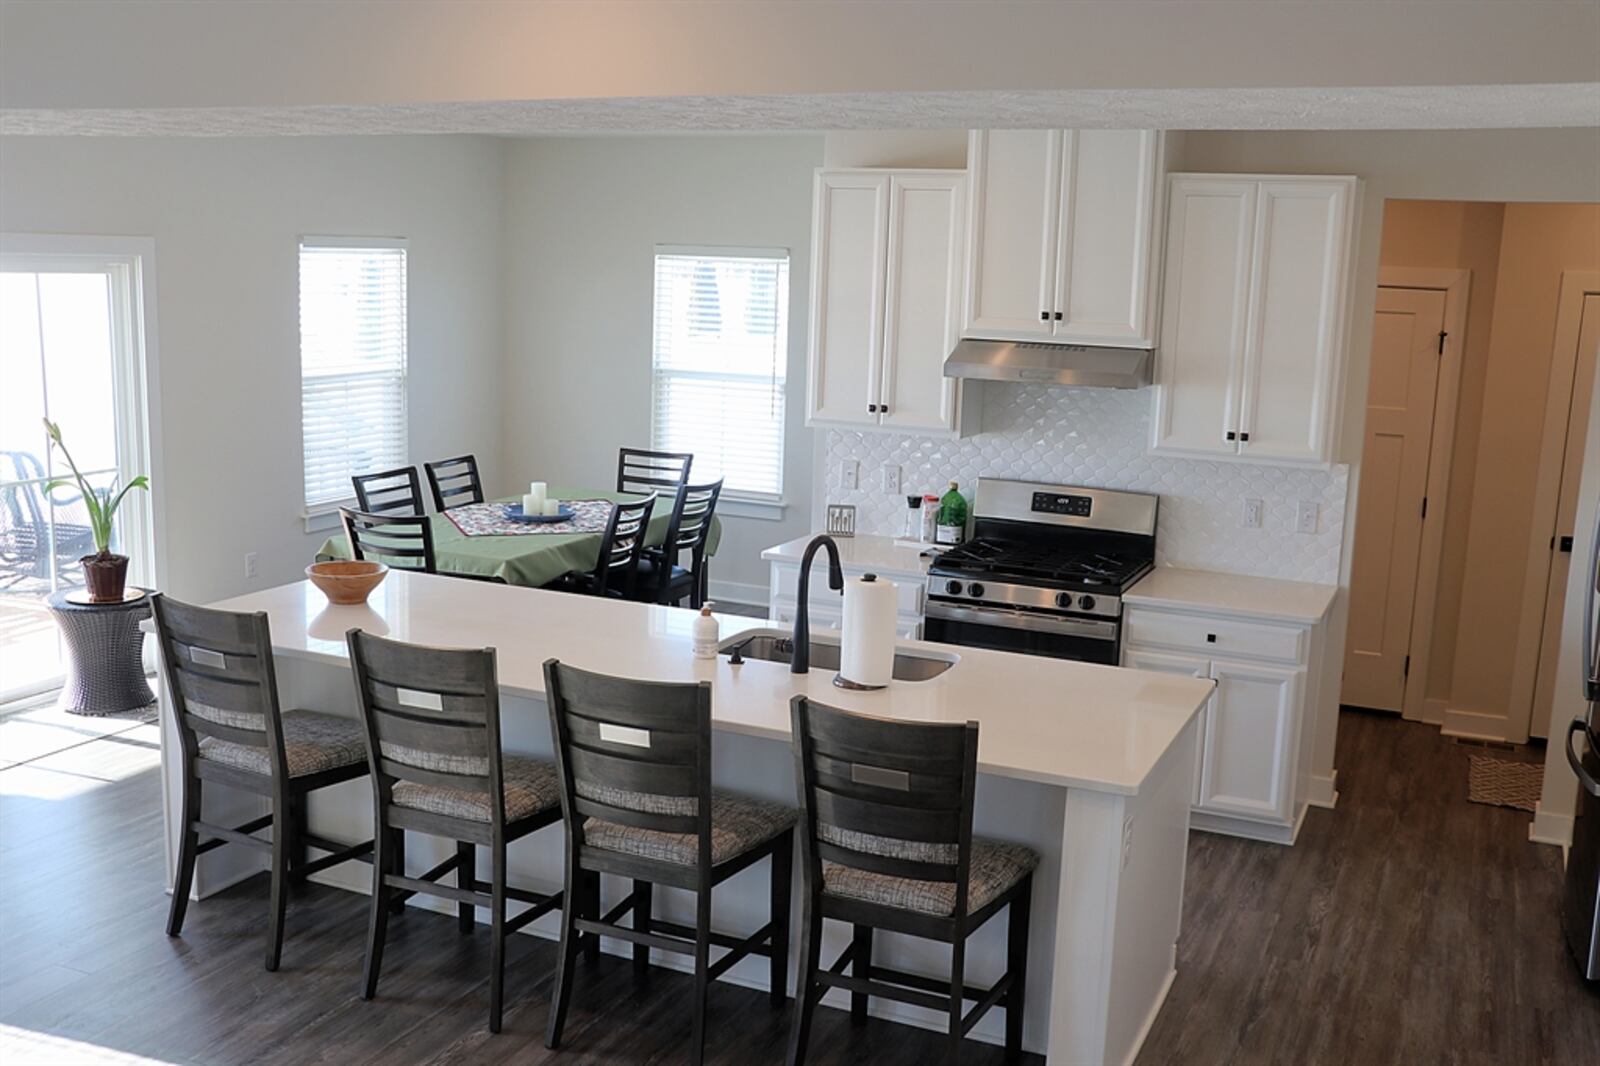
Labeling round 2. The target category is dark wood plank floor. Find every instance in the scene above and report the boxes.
[1139,709,1600,1065]
[2,708,1595,1064]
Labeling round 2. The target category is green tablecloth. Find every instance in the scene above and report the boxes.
[316,488,721,588]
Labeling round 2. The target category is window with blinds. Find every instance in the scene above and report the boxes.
[299,238,407,511]
[651,249,789,499]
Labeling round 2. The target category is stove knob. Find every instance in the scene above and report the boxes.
[945,580,963,596]
[968,583,986,599]
[1056,591,1074,609]
[1079,594,1097,612]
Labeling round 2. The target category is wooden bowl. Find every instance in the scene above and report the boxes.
[306,561,388,605]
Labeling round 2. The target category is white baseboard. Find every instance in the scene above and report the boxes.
[1421,697,1450,725]
[1189,809,1297,846]
[1306,771,1338,810]
[1120,962,1177,1066]
[1529,801,1574,850]
[1440,707,1510,743]
[706,579,767,609]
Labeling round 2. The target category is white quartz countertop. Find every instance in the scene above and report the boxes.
[1125,567,1338,625]
[761,533,936,576]
[210,572,1212,796]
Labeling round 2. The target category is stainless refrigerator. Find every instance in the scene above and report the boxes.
[1564,520,1600,980]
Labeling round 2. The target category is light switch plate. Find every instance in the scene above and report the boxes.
[244,552,259,579]
[1241,498,1263,529]
[880,463,901,495]
[1296,500,1320,534]
[839,459,859,491]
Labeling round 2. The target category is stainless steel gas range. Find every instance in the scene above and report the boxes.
[922,479,1157,665]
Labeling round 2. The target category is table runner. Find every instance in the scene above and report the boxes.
[444,498,614,537]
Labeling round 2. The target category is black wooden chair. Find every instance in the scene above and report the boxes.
[424,454,485,512]
[152,594,373,972]
[616,447,693,497]
[347,630,574,1033]
[786,696,1037,1066]
[546,494,654,599]
[341,507,437,574]
[352,466,425,516]
[632,479,722,608]
[542,660,795,1065]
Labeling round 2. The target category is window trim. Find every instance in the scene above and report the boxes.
[649,244,791,510]
[297,235,408,518]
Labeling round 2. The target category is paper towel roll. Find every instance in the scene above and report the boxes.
[840,573,897,688]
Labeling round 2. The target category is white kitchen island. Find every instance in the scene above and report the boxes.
[158,571,1213,1065]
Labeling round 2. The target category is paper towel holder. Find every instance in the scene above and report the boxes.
[835,572,890,691]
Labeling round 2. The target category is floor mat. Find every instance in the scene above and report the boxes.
[1466,753,1544,811]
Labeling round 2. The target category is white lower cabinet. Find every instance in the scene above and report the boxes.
[766,551,926,641]
[1123,604,1320,844]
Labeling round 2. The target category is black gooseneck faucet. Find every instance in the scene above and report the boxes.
[791,534,844,674]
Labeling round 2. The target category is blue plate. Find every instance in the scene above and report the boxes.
[504,503,575,525]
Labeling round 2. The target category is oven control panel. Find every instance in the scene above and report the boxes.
[1031,492,1092,517]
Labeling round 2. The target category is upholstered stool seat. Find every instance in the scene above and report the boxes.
[196,709,366,778]
[582,790,795,867]
[392,755,561,823]
[821,836,1038,918]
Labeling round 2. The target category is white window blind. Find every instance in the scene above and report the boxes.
[651,249,789,499]
[299,239,407,510]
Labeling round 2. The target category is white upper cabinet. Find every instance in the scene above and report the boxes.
[964,129,1166,347]
[1152,174,1358,465]
[807,169,971,435]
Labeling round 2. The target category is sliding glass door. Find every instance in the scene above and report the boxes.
[0,252,152,703]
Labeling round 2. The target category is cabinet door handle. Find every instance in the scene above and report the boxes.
[1040,311,1049,322]
[880,405,888,415]
[1239,432,1251,443]
[1225,431,1237,442]
[1053,311,1063,321]
[868,403,878,413]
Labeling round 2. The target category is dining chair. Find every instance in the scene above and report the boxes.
[616,448,693,497]
[786,696,1038,1066]
[152,594,373,972]
[347,629,575,1033]
[542,659,795,1065]
[546,494,655,599]
[352,466,425,517]
[632,479,722,608]
[424,454,485,512]
[341,507,438,574]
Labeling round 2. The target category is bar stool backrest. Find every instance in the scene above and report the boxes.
[424,454,485,512]
[789,696,979,918]
[352,466,426,517]
[346,630,506,824]
[150,593,291,781]
[543,660,713,868]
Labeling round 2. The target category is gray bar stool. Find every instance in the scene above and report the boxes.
[151,594,373,972]
[542,659,796,1066]
[787,695,1038,1065]
[346,629,572,1034]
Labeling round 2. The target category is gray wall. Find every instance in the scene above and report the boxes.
[500,134,825,599]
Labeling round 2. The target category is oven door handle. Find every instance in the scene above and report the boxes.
[925,601,1119,640]
[1567,716,1600,798]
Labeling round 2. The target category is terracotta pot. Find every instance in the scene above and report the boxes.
[81,553,130,602]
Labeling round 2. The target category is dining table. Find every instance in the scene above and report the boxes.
[315,487,721,588]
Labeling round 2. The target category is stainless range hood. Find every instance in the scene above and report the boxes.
[942,338,1153,389]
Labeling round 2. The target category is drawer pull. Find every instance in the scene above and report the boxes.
[1206,634,1217,643]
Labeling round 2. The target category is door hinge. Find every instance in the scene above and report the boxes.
[1403,654,1410,678]
[1420,496,1427,520]
[1438,330,1448,355]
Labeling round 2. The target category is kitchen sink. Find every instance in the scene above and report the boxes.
[719,630,956,682]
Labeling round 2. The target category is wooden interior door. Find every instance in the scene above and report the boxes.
[1530,293,1600,738]
[1342,287,1448,712]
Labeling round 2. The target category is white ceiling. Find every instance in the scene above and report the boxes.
[4,84,1597,138]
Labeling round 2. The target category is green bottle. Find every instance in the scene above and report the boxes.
[935,481,967,545]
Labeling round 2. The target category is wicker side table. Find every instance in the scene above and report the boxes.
[45,588,156,716]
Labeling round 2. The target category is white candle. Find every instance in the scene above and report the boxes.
[522,493,539,513]
[542,498,562,516]
[528,481,547,508]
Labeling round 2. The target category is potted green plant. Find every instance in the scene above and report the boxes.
[42,418,149,602]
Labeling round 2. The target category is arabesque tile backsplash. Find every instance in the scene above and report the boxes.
[821,383,1346,585]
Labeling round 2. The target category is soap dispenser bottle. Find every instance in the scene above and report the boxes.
[692,603,719,660]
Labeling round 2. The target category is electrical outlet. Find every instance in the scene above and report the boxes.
[1241,498,1263,529]
[244,552,259,580]
[880,463,901,495]
[1296,500,1321,534]
[839,459,859,491]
